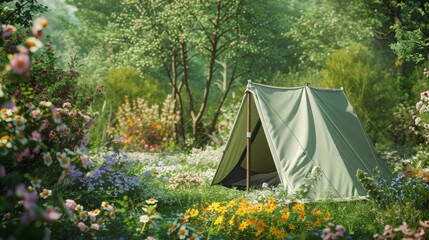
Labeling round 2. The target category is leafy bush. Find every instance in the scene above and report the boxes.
[320,43,397,142]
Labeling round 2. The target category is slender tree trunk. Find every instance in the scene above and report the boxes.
[208,61,237,136]
[171,54,186,145]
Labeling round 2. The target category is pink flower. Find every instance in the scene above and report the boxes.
[31,131,42,142]
[383,225,393,237]
[15,184,38,210]
[88,211,97,222]
[80,154,89,169]
[44,208,62,221]
[49,130,56,139]
[10,53,30,75]
[2,24,16,38]
[21,148,31,158]
[65,199,77,211]
[420,220,429,228]
[77,222,87,232]
[415,227,425,238]
[17,45,29,54]
[62,102,72,108]
[395,222,414,236]
[90,223,100,230]
[33,145,41,154]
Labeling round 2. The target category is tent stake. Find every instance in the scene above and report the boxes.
[246,91,251,192]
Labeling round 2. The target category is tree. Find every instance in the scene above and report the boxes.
[0,0,48,27]
[389,0,429,64]
[111,0,291,146]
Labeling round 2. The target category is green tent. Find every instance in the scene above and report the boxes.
[211,81,392,200]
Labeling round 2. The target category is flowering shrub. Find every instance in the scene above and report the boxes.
[408,69,429,171]
[48,199,118,239]
[65,151,141,199]
[169,197,330,239]
[108,95,178,152]
[0,17,103,239]
[357,170,429,210]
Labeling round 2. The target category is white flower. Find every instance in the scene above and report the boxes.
[39,189,52,199]
[25,37,43,52]
[139,215,150,223]
[415,117,422,125]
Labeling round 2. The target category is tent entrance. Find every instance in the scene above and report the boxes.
[221,118,280,188]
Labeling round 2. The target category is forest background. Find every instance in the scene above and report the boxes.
[29,0,429,151]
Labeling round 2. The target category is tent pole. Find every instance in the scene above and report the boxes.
[246,91,251,192]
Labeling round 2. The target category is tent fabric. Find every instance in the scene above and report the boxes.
[211,81,392,200]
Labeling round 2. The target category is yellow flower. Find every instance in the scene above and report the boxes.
[276,229,286,239]
[299,211,305,220]
[236,207,248,216]
[257,218,267,230]
[269,227,286,239]
[313,210,323,215]
[255,203,264,213]
[214,215,224,225]
[186,208,199,218]
[289,223,295,231]
[227,199,237,208]
[314,218,321,228]
[254,228,263,237]
[229,214,236,226]
[247,216,256,226]
[207,202,221,212]
[217,206,227,214]
[264,202,277,213]
[238,221,249,231]
[267,197,276,204]
[281,209,290,223]
[292,202,304,212]
[324,212,330,221]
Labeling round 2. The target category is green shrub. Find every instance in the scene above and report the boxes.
[320,43,398,142]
